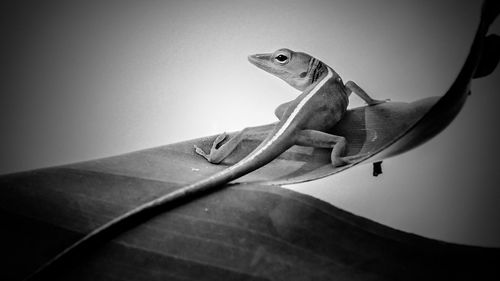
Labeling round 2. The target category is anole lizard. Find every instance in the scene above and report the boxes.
[194,48,386,167]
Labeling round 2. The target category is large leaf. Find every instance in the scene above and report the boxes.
[1,1,499,280]
[1,168,499,281]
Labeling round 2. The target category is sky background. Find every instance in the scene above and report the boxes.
[1,0,500,246]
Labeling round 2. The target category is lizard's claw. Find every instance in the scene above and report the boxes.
[368,99,390,106]
[194,145,210,161]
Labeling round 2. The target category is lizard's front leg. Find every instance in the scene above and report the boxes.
[194,126,269,164]
[295,129,367,167]
[345,81,389,106]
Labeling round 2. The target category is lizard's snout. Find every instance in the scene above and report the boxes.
[248,53,271,64]
[248,53,273,73]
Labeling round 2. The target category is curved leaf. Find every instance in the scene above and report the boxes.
[1,169,499,281]
[1,1,499,280]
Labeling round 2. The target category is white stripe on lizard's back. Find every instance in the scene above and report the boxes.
[226,67,334,171]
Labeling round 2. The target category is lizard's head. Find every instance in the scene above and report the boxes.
[248,48,330,91]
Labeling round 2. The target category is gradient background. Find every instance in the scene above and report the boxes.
[1,0,499,246]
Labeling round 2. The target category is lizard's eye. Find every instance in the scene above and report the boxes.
[274,54,289,64]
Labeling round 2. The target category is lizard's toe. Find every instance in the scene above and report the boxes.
[342,153,370,163]
[331,157,348,167]
[369,99,390,106]
[194,145,210,160]
[332,153,370,167]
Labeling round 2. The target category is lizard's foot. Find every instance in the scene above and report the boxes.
[194,132,228,164]
[332,153,370,167]
[368,99,390,106]
[194,145,210,161]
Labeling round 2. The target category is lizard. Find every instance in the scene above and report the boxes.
[194,48,387,167]
[24,49,387,280]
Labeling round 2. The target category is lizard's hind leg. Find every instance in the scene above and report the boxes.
[295,130,364,167]
[194,126,269,164]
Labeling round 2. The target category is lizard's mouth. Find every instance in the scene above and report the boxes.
[248,54,271,68]
[248,54,287,76]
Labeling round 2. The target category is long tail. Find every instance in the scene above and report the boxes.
[24,125,295,280]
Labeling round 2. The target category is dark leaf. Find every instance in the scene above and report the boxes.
[473,34,500,78]
[1,168,499,281]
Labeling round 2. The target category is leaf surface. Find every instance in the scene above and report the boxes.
[1,167,498,281]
